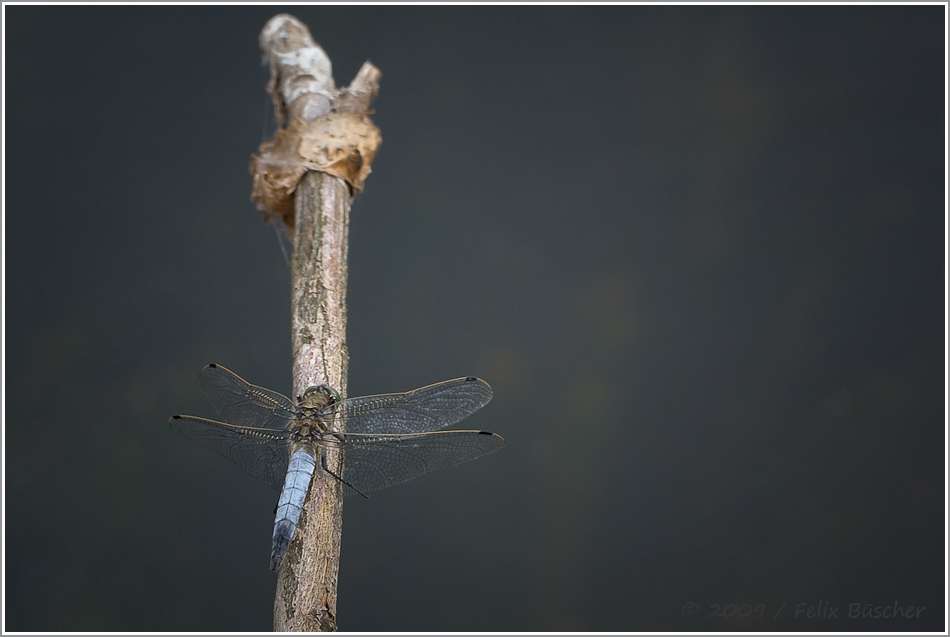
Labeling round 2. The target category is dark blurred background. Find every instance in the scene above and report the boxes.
[3,5,945,632]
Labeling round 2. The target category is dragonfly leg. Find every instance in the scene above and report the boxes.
[320,449,368,499]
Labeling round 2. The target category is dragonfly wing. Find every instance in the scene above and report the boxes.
[338,430,504,496]
[329,377,493,435]
[169,415,290,491]
[199,364,296,430]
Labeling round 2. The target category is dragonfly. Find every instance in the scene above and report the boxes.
[169,364,504,571]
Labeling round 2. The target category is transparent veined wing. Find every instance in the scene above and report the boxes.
[326,377,493,435]
[336,429,505,496]
[168,415,291,491]
[199,364,296,430]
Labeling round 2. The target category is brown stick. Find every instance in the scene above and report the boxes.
[256,14,380,632]
[275,170,350,632]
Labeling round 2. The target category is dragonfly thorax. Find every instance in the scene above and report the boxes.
[291,385,340,441]
[289,419,327,443]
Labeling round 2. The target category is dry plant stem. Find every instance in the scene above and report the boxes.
[291,171,350,399]
[274,170,351,632]
[258,13,379,631]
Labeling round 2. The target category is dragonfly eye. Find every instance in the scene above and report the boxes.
[302,384,341,406]
[323,385,341,405]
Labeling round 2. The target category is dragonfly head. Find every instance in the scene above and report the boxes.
[299,384,341,408]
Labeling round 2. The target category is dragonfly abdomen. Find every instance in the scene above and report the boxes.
[270,448,317,571]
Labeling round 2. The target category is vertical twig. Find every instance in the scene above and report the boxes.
[277,170,350,632]
[252,14,381,632]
